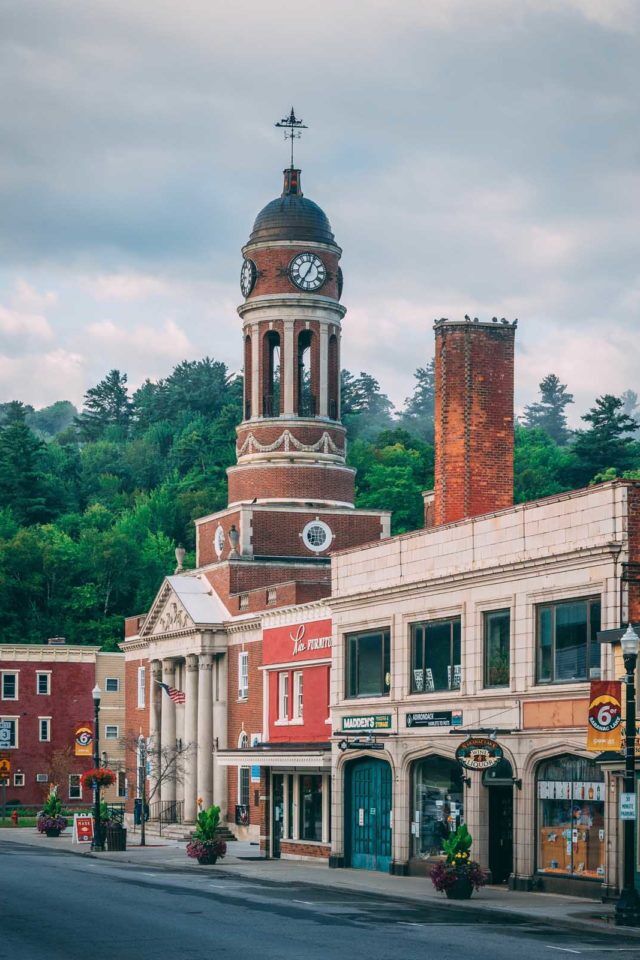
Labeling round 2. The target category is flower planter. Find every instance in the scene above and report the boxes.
[445,877,474,900]
[196,854,218,866]
[45,828,62,838]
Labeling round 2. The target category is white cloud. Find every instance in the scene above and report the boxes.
[87,317,193,359]
[89,272,170,301]
[0,349,85,406]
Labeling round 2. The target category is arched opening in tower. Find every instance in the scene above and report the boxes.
[328,333,339,420]
[297,330,315,417]
[263,330,281,417]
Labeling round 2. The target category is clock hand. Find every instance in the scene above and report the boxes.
[301,261,314,279]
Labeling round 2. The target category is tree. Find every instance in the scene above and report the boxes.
[571,394,639,487]
[521,374,574,445]
[340,369,394,440]
[513,426,575,503]
[0,402,49,524]
[621,390,640,437]
[399,361,435,442]
[77,370,132,441]
[27,400,78,439]
[122,732,193,845]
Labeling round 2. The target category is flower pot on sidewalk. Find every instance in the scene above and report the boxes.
[445,877,474,900]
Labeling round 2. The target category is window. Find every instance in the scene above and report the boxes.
[536,598,601,684]
[537,755,605,879]
[117,771,127,798]
[484,610,511,687]
[266,587,277,605]
[39,718,51,742]
[105,725,119,740]
[346,629,390,698]
[13,773,25,787]
[239,593,249,610]
[238,731,250,808]
[293,671,303,720]
[299,774,323,841]
[1,673,18,701]
[137,666,146,709]
[36,672,50,695]
[238,652,249,700]
[410,618,461,693]
[411,756,464,859]
[302,519,333,554]
[0,718,17,748]
[68,774,82,800]
[105,678,119,693]
[278,672,289,721]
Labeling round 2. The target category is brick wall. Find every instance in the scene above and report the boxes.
[226,636,263,826]
[235,421,346,458]
[197,511,241,567]
[280,841,330,859]
[244,246,340,302]
[433,318,515,526]
[627,482,640,623]
[250,509,383,558]
[227,462,356,505]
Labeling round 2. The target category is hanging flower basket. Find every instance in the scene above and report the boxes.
[81,768,116,790]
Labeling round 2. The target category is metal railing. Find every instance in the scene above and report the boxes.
[150,799,183,825]
[244,399,251,419]
[298,394,317,417]
[328,398,338,420]
[262,394,280,417]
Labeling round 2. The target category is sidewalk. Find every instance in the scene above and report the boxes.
[1,827,631,936]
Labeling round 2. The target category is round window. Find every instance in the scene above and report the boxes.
[214,525,225,558]
[302,519,333,553]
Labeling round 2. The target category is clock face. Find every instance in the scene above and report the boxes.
[240,258,256,297]
[289,252,326,292]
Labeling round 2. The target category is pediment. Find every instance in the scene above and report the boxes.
[139,574,229,637]
[141,581,195,637]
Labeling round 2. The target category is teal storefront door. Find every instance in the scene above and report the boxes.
[347,758,392,872]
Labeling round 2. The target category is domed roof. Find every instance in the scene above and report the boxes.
[248,169,335,246]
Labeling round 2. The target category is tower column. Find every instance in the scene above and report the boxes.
[319,323,329,417]
[283,319,295,414]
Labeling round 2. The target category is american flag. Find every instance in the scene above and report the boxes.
[155,680,186,704]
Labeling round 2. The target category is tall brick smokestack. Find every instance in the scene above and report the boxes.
[433,317,516,526]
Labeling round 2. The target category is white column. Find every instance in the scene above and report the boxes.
[283,775,290,839]
[321,773,330,844]
[183,655,199,822]
[251,324,260,417]
[160,659,176,804]
[197,653,214,809]
[292,775,300,840]
[149,660,162,804]
[283,319,295,414]
[213,654,228,819]
[319,324,328,417]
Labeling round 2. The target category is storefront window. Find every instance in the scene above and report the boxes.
[483,610,510,687]
[536,598,601,684]
[299,774,323,841]
[346,629,391,698]
[537,755,605,880]
[411,619,461,693]
[411,756,464,859]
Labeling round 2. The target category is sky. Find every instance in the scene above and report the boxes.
[1,0,639,424]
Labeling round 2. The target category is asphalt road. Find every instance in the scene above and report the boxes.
[1,840,638,960]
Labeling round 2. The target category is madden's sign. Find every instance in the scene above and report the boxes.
[291,624,332,657]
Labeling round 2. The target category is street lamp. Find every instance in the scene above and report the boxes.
[91,684,104,852]
[616,624,640,926]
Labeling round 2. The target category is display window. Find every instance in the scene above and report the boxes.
[537,755,605,880]
[411,755,464,859]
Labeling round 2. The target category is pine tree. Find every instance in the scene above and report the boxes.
[0,402,49,524]
[340,370,394,439]
[571,394,639,486]
[77,370,132,441]
[522,374,574,445]
[399,361,435,442]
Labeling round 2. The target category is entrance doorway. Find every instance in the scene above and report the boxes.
[484,759,514,884]
[346,757,392,872]
[272,773,283,859]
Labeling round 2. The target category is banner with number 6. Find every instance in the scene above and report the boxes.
[587,680,622,751]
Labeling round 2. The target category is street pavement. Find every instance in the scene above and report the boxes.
[1,831,639,960]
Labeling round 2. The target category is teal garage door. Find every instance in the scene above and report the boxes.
[347,758,392,872]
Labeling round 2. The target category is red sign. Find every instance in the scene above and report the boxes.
[73,814,94,843]
[262,618,332,666]
[587,681,622,751]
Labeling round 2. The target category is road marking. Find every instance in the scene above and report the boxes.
[546,949,582,955]
[292,899,315,905]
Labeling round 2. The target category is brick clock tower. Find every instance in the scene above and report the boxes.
[196,150,390,606]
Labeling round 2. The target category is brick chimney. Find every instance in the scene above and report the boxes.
[433,317,516,526]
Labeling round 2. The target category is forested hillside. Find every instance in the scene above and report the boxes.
[0,361,638,648]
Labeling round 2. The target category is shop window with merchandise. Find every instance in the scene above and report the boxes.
[537,754,606,881]
[411,755,464,860]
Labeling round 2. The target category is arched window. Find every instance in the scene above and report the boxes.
[238,731,250,811]
[263,331,281,417]
[411,755,464,860]
[297,330,315,416]
[537,754,605,880]
[328,333,339,420]
[244,335,252,419]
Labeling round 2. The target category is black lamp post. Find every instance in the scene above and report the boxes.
[91,684,105,852]
[615,624,640,926]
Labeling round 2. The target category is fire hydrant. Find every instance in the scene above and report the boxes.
[10,809,18,827]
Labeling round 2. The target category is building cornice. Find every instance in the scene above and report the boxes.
[238,294,346,321]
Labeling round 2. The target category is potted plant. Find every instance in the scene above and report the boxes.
[37,789,68,838]
[430,824,486,900]
[186,804,227,866]
[80,767,116,791]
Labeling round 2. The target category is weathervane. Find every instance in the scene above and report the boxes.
[275,107,308,169]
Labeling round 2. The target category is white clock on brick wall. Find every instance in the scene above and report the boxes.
[214,524,225,559]
[301,519,333,553]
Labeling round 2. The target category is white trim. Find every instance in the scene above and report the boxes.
[104,724,119,740]
[13,773,25,787]
[301,519,333,554]
[238,651,249,700]
[38,717,51,742]
[1,671,18,701]
[137,666,146,709]
[0,716,18,748]
[68,773,82,800]
[36,671,51,695]
[293,670,303,721]
[104,677,120,693]
[278,671,289,722]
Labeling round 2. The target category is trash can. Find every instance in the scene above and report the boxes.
[106,825,127,851]
[134,799,142,825]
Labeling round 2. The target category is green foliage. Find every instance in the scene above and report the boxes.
[398,361,435,443]
[341,370,394,440]
[570,394,639,488]
[42,790,63,818]
[77,369,133,441]
[521,374,574,445]
[442,823,473,864]
[193,804,221,842]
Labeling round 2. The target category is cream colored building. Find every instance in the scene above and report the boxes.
[95,651,127,804]
[329,481,638,897]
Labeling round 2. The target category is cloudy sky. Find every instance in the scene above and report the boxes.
[1,0,639,422]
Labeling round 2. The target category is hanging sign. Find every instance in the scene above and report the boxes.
[72,814,94,843]
[586,681,622,752]
[455,736,503,770]
[75,726,93,757]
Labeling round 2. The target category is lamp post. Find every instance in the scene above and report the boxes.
[91,684,104,852]
[616,624,640,926]
[138,733,147,848]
